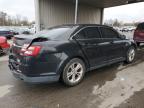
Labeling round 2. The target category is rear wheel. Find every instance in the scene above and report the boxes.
[62,58,86,86]
[126,46,136,63]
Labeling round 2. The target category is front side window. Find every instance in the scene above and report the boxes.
[75,27,101,39]
[100,27,119,39]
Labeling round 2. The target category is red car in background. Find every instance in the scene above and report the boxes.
[134,22,144,46]
[0,36,10,55]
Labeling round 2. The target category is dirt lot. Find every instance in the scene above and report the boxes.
[1,32,144,108]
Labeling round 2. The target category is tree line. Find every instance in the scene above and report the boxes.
[0,11,34,26]
[104,19,140,27]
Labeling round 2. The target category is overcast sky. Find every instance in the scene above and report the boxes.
[0,0,35,21]
[0,0,144,23]
[104,2,144,22]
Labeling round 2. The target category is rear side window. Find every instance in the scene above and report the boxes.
[100,27,119,39]
[75,27,101,39]
[34,27,77,40]
[137,23,144,30]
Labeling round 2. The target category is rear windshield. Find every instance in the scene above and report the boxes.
[34,26,77,40]
[137,23,144,30]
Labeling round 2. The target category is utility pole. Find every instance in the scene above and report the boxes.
[74,0,78,24]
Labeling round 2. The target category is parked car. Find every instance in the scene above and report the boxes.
[121,28,129,32]
[0,36,10,55]
[9,24,137,86]
[134,22,144,46]
[19,28,31,35]
[22,30,31,35]
[128,27,136,32]
[10,29,19,35]
[0,29,14,39]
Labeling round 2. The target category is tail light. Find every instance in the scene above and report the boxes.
[20,44,41,56]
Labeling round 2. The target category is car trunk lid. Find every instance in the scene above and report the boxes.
[11,35,48,56]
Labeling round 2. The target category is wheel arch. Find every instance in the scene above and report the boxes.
[58,55,90,80]
[71,56,89,70]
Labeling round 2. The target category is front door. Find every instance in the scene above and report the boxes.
[99,27,126,61]
[74,27,104,68]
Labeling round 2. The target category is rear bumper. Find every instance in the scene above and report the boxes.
[9,63,60,84]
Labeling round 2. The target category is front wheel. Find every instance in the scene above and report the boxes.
[62,58,86,86]
[126,46,136,63]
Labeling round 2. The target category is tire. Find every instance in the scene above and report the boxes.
[126,46,136,63]
[62,58,86,86]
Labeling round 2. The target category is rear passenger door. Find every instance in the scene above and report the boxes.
[74,27,104,68]
[99,27,126,61]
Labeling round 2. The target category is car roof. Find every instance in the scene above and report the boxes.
[62,24,109,27]
[51,24,112,29]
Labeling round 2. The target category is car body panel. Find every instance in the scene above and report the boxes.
[9,24,136,83]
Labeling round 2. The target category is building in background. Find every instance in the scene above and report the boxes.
[35,0,144,31]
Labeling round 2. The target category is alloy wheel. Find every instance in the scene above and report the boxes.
[66,62,84,83]
[128,48,135,62]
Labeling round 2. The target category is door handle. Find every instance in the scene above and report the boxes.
[99,42,110,45]
[81,43,97,46]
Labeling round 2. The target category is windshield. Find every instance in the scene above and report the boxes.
[34,26,76,40]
